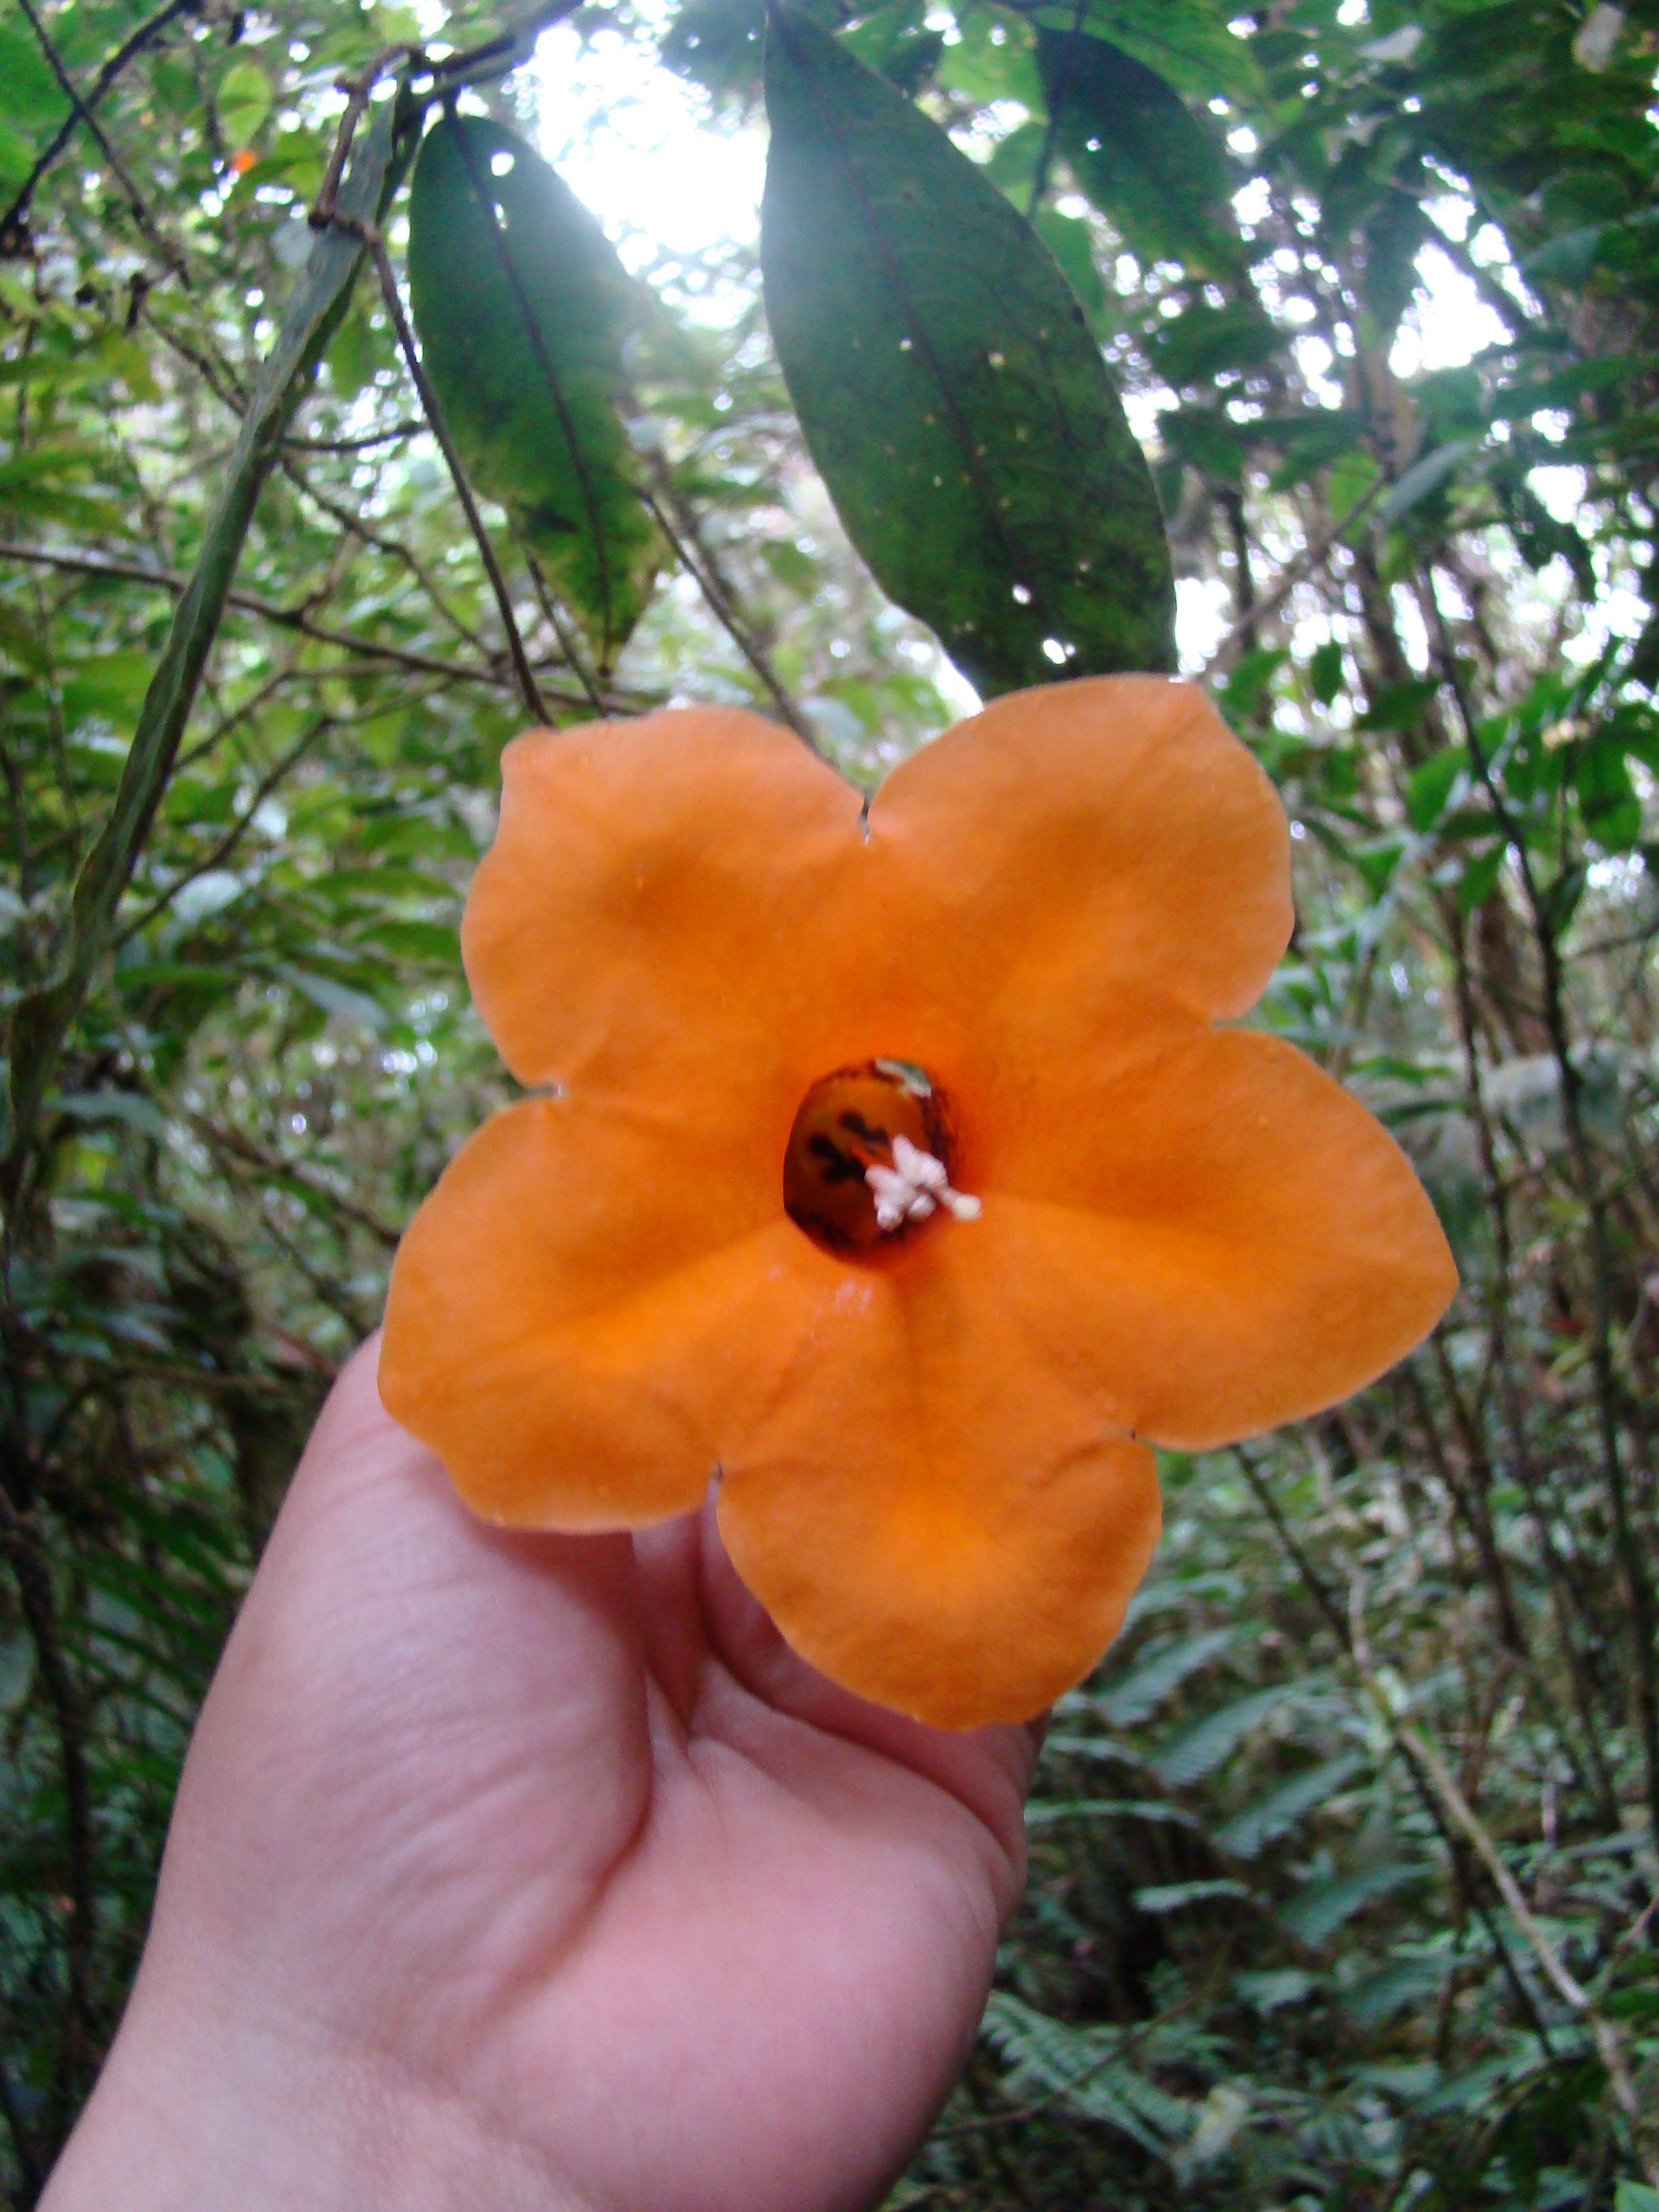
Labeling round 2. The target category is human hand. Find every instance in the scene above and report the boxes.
[45,1338,1036,2212]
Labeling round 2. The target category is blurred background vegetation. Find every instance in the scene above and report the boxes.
[3,0,1659,2200]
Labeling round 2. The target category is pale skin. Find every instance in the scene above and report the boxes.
[43,1338,1038,2212]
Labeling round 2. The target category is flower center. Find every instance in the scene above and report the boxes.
[782,1060,980,1255]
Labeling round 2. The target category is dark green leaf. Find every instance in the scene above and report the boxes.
[1358,676,1439,731]
[1144,300,1279,389]
[1038,30,1244,279]
[662,0,770,96]
[1151,1683,1300,1786]
[0,20,69,130]
[1277,1860,1427,1944]
[1455,842,1506,913]
[1309,640,1345,705]
[840,0,945,94]
[0,116,35,189]
[1574,735,1642,849]
[407,115,659,668]
[1221,645,1288,718]
[1163,407,1246,484]
[762,5,1173,696]
[1215,1753,1367,1858]
[1097,1627,1233,1724]
[1406,747,1466,832]
[1029,0,1263,101]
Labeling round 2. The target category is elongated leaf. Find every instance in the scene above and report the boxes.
[1025,1796,1198,1828]
[1145,299,1280,389]
[762,5,1173,697]
[1037,31,1244,279]
[983,1995,1193,2154]
[407,115,658,669]
[1277,1860,1425,1945]
[1152,1683,1301,1786]
[1132,1878,1249,1912]
[1029,0,1264,102]
[1214,1751,1366,1859]
[1380,438,1473,528]
[1097,1627,1233,1725]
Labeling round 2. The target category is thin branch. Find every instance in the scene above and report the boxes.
[281,418,425,454]
[339,218,548,724]
[11,0,188,276]
[642,477,821,748]
[1200,474,1386,680]
[188,1115,402,1249]
[1352,1589,1658,2181]
[277,456,487,651]
[306,47,419,229]
[1421,564,1659,1846]
[523,548,609,716]
[0,0,198,250]
[115,715,336,945]
[1232,1442,1554,2043]
[0,539,598,697]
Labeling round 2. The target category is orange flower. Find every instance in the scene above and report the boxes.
[379,678,1455,1729]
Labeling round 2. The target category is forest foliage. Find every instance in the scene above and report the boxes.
[3,0,1659,2201]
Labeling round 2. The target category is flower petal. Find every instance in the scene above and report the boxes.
[380,1095,832,1527]
[714,1221,1162,1729]
[979,1021,1458,1450]
[860,678,1293,1065]
[463,708,867,1099]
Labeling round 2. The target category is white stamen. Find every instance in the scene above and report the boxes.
[865,1134,982,1233]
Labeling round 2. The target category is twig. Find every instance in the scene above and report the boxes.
[1200,474,1387,680]
[1232,1443,1554,2043]
[524,547,609,715]
[281,419,425,454]
[642,480,820,747]
[12,0,188,276]
[1421,566,1659,1847]
[0,0,197,250]
[278,457,487,651]
[307,46,419,228]
[0,540,593,696]
[337,216,548,724]
[115,715,336,945]
[1351,1584,1658,2179]
[306,0,591,232]
[188,1115,402,1249]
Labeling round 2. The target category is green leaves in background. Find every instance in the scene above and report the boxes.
[761,4,1174,697]
[0,10,69,192]
[407,114,659,672]
[1036,30,1244,280]
[1028,0,1263,103]
[3,91,413,1177]
[218,59,274,152]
